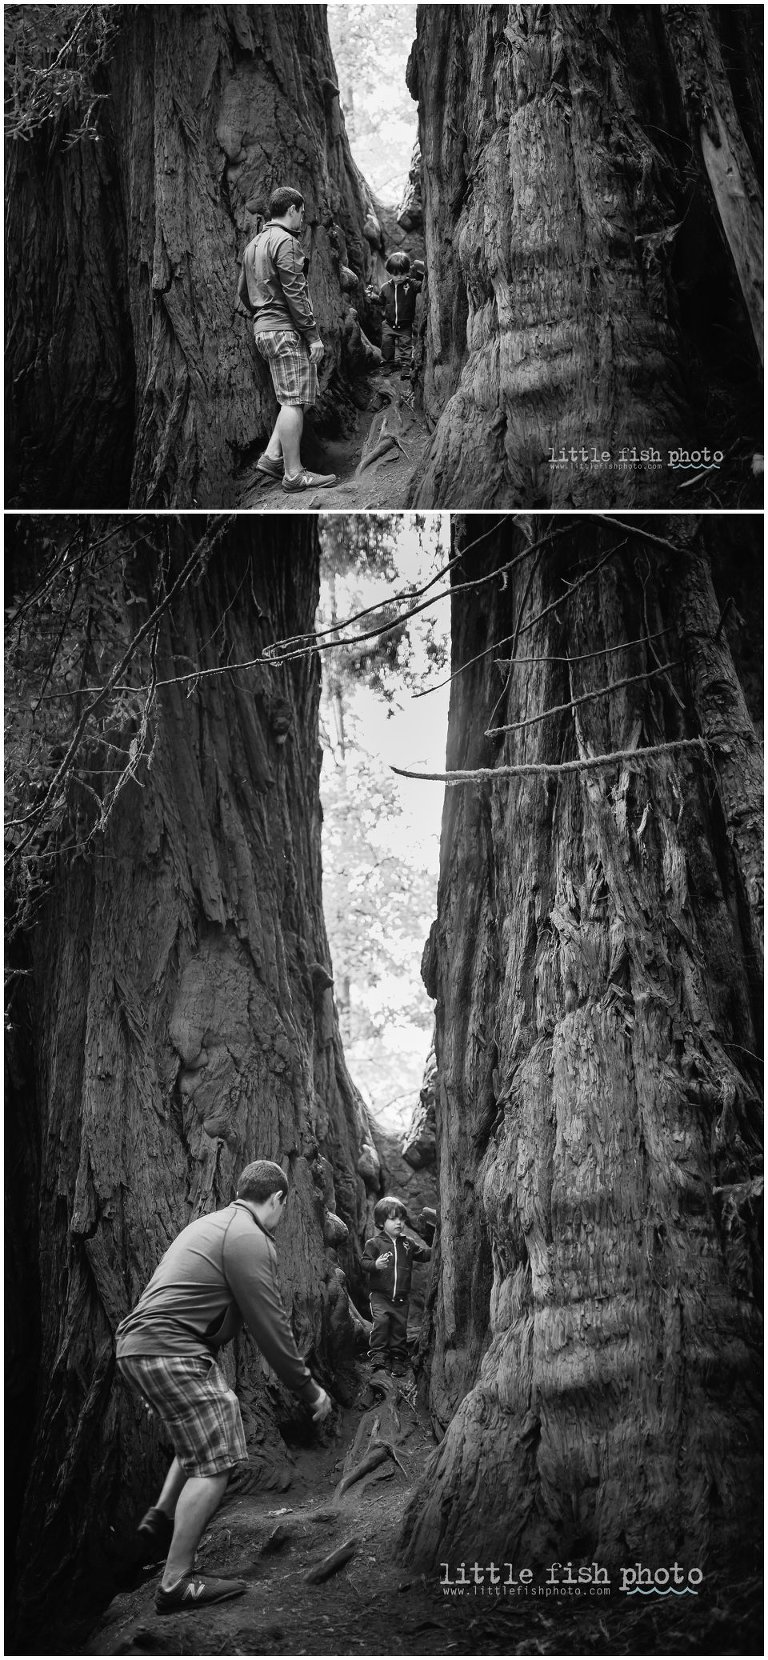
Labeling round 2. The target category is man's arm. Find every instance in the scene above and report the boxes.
[274,234,321,343]
[236,264,255,317]
[223,1223,325,1408]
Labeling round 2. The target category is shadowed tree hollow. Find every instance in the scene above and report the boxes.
[402,514,763,1575]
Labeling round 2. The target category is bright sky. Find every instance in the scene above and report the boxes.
[326,514,450,866]
[318,515,450,1123]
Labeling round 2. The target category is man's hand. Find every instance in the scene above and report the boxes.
[311,1386,332,1423]
[308,339,325,364]
[375,1253,393,1270]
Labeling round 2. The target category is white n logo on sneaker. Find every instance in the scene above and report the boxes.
[182,1580,206,1600]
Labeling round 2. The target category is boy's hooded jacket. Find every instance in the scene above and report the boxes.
[377,278,418,329]
[361,1229,431,1304]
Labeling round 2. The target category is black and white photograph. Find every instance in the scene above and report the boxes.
[5,513,763,1656]
[4,2,763,510]
[3,6,764,1660]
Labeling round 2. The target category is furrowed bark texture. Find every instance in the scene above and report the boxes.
[4,101,135,509]
[7,522,374,1644]
[6,5,375,508]
[407,5,763,508]
[404,516,763,1571]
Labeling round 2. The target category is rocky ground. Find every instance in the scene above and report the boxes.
[238,374,431,513]
[78,1365,761,1660]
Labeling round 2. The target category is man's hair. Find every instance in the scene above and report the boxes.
[269,186,305,219]
[385,252,411,275]
[237,1160,289,1203]
[374,1195,407,1226]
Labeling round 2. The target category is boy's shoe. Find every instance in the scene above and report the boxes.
[255,453,283,480]
[282,469,337,493]
[131,1506,174,1566]
[155,1573,247,1614]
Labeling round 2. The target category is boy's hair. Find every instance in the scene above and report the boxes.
[385,252,411,276]
[237,1160,289,1203]
[374,1194,407,1226]
[269,186,305,219]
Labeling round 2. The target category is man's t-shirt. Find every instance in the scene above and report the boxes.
[115,1201,318,1404]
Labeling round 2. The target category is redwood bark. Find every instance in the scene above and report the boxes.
[6,521,374,1646]
[6,6,375,508]
[4,99,135,508]
[663,5,763,362]
[408,5,763,508]
[403,516,763,1575]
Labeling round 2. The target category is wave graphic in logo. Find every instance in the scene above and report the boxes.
[625,1586,699,1597]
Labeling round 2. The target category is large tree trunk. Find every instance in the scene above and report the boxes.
[403,516,763,1576]
[6,5,375,509]
[5,520,376,1648]
[4,79,136,508]
[407,5,763,508]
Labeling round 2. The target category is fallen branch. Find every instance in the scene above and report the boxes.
[356,437,397,475]
[335,1444,389,1497]
[486,660,682,737]
[377,1439,410,1479]
[305,1539,357,1583]
[392,735,718,786]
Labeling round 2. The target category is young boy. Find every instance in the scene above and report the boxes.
[371,253,419,378]
[361,1196,432,1374]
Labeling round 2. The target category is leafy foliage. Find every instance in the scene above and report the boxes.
[4,516,225,941]
[4,3,118,145]
[317,517,448,1053]
[326,3,417,201]
[319,514,448,703]
[320,725,437,1043]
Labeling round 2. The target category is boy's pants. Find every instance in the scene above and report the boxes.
[369,1292,408,1365]
[381,323,413,373]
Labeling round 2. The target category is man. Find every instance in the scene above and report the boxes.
[116,1160,332,1614]
[237,186,337,493]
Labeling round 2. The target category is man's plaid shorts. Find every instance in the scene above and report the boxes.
[118,1354,248,1477]
[254,328,318,407]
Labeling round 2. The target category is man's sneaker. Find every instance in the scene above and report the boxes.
[282,469,337,493]
[131,1506,174,1566]
[255,453,283,481]
[155,1573,247,1614]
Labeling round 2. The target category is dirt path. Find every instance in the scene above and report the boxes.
[82,1369,759,1659]
[238,376,431,512]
